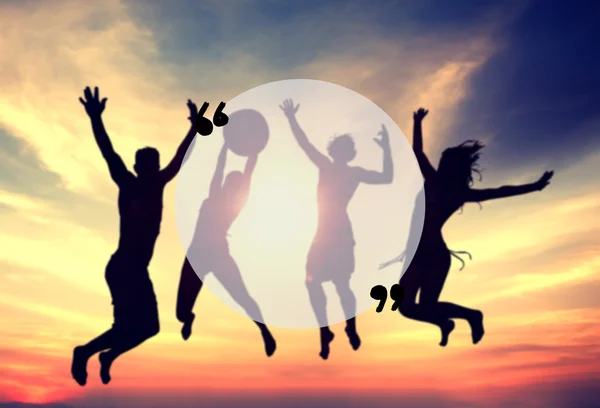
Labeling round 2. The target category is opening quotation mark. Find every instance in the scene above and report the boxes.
[370,284,405,313]
[195,101,229,136]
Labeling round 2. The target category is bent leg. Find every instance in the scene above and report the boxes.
[397,261,423,320]
[99,306,160,385]
[420,275,484,345]
[417,272,455,347]
[72,329,115,386]
[398,259,454,345]
[214,253,276,357]
[176,257,205,340]
[99,272,160,385]
[73,254,122,386]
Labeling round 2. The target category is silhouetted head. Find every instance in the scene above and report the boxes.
[438,140,484,189]
[327,134,356,163]
[134,147,160,178]
[222,171,244,197]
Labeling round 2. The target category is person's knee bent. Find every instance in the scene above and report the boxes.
[141,305,160,339]
[398,299,417,317]
[143,318,160,339]
[398,302,410,317]
[149,320,160,337]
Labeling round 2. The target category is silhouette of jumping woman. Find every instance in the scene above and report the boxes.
[388,107,553,347]
[175,141,276,357]
[280,99,394,360]
[71,86,199,386]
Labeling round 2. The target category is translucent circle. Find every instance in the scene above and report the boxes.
[175,79,425,329]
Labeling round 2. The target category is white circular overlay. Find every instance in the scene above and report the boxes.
[175,79,425,329]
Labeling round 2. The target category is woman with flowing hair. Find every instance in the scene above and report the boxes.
[382,108,553,347]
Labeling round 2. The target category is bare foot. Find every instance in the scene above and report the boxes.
[71,346,88,386]
[345,327,361,351]
[470,310,485,344]
[319,329,335,360]
[181,314,195,341]
[99,351,113,385]
[262,329,277,357]
[439,320,455,347]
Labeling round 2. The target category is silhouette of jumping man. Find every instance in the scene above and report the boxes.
[280,99,394,360]
[175,141,276,357]
[389,107,554,347]
[71,86,199,386]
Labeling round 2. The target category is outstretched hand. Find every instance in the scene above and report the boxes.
[220,139,230,151]
[187,99,198,123]
[79,86,107,118]
[374,124,390,148]
[413,108,429,122]
[279,99,299,118]
[535,171,554,191]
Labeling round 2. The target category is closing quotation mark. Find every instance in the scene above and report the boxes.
[195,101,229,136]
[370,284,405,313]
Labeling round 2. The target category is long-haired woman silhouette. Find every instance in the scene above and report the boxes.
[387,108,553,347]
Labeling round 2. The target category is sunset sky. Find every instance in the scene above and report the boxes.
[1,1,599,407]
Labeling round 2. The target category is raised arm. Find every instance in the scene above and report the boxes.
[209,143,228,197]
[238,154,258,201]
[242,154,258,182]
[356,124,394,184]
[412,108,436,180]
[160,100,199,184]
[465,171,554,202]
[79,86,130,186]
[279,99,329,168]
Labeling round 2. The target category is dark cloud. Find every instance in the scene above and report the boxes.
[451,0,600,170]
[120,0,507,72]
[120,0,600,176]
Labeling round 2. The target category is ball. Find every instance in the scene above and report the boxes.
[223,109,269,157]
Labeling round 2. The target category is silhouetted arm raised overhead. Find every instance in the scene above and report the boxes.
[357,124,394,184]
[79,86,130,186]
[465,171,554,202]
[412,108,436,180]
[242,154,258,183]
[209,142,228,197]
[238,154,258,202]
[279,99,329,168]
[161,100,199,184]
